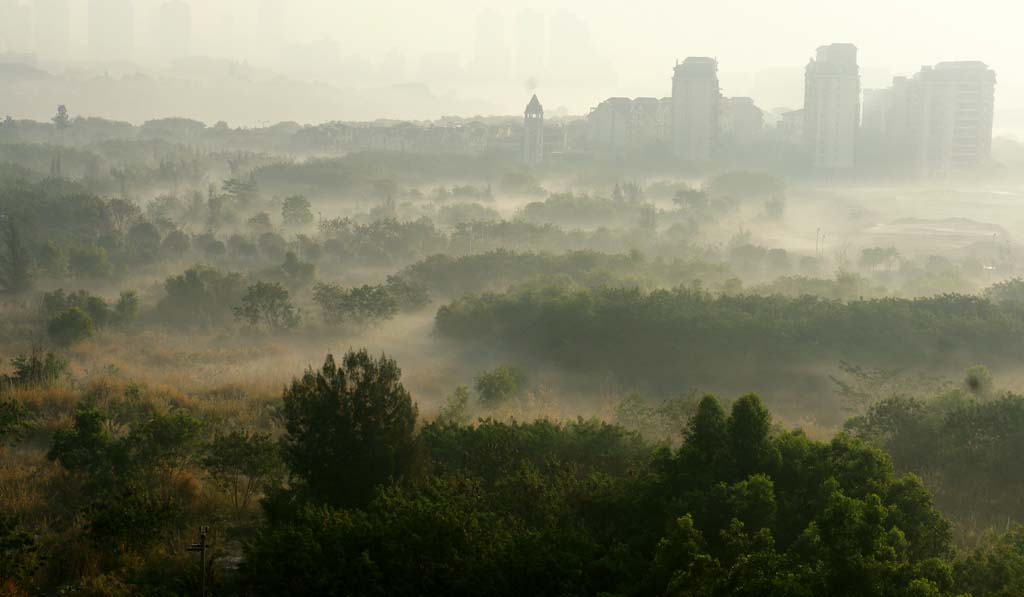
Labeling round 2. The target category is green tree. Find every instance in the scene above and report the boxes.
[955,526,1024,596]
[728,394,780,479]
[312,282,398,326]
[861,246,900,272]
[51,104,69,133]
[984,277,1024,303]
[114,290,139,323]
[436,385,471,425]
[125,221,162,264]
[248,211,273,235]
[161,229,191,254]
[2,350,67,388]
[275,251,316,288]
[41,289,111,327]
[47,307,94,347]
[202,431,284,512]
[279,351,419,508]
[0,512,40,588]
[223,175,259,204]
[106,197,142,233]
[281,195,314,227]
[67,245,112,278]
[474,365,527,407]
[35,240,64,276]
[0,216,33,295]
[47,408,121,483]
[234,281,299,329]
[385,274,430,310]
[0,399,28,447]
[157,265,244,327]
[678,395,730,482]
[48,409,202,551]
[963,365,994,398]
[258,231,288,261]
[652,515,717,593]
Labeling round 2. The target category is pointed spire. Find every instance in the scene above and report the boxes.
[525,94,543,115]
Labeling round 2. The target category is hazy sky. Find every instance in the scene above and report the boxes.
[226,0,1023,111]
[11,0,1024,125]
[283,0,1012,67]
[49,0,1024,95]
[263,0,1017,75]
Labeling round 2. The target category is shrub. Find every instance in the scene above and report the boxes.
[47,307,94,347]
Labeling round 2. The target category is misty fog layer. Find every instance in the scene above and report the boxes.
[3,3,1024,595]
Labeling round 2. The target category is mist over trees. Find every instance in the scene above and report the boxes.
[1,74,1024,593]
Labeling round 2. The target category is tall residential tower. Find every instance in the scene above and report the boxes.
[908,62,996,178]
[671,57,720,161]
[804,43,860,169]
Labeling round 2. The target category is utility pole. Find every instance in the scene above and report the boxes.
[187,525,210,596]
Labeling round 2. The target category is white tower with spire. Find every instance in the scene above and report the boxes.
[522,94,544,164]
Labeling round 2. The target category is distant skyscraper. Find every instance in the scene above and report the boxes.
[523,94,544,164]
[472,9,508,79]
[860,62,995,178]
[587,96,671,152]
[861,88,891,138]
[156,0,190,62]
[907,62,996,177]
[588,97,633,151]
[515,10,545,81]
[33,0,71,60]
[720,97,764,145]
[671,57,720,161]
[804,43,860,169]
[89,0,134,62]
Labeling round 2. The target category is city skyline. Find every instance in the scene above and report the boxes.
[0,1,1020,133]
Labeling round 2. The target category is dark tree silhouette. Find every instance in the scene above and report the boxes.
[279,350,418,508]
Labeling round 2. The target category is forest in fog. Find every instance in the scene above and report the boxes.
[0,109,1023,595]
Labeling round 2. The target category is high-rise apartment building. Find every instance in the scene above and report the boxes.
[720,97,764,145]
[804,43,860,169]
[671,57,720,161]
[908,62,996,177]
[587,96,671,152]
[861,88,891,137]
[866,62,996,178]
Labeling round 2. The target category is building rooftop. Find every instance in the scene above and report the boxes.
[674,57,718,77]
[808,43,858,74]
[918,62,996,83]
[525,94,543,114]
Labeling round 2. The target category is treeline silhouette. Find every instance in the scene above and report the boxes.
[436,286,1024,418]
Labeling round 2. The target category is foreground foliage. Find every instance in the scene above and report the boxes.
[1,352,1023,595]
[244,357,1020,596]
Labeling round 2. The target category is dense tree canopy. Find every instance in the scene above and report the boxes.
[278,350,419,508]
[247,389,978,596]
[436,286,1024,420]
